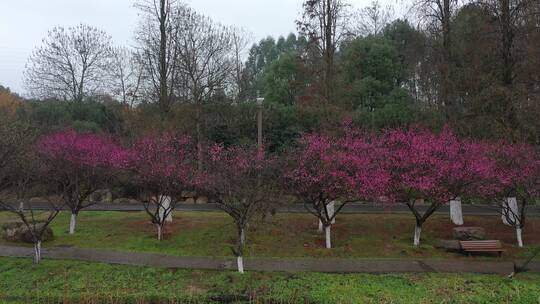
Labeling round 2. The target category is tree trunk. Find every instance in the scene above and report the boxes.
[196,103,203,171]
[156,224,163,241]
[240,228,246,246]
[413,224,422,246]
[516,227,523,248]
[69,213,77,235]
[33,241,41,264]
[237,255,244,273]
[158,0,169,115]
[329,201,336,224]
[318,219,323,233]
[325,225,332,249]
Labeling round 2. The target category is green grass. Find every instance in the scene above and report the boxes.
[0,211,538,260]
[0,257,539,303]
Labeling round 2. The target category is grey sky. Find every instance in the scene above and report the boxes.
[0,0,405,95]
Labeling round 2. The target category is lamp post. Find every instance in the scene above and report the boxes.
[256,96,264,151]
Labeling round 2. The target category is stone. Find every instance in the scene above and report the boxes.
[158,196,173,223]
[88,189,113,203]
[184,197,196,204]
[450,198,464,226]
[501,197,520,226]
[195,196,208,204]
[2,222,54,243]
[29,197,46,203]
[434,239,462,251]
[112,198,139,205]
[181,191,197,199]
[452,227,486,241]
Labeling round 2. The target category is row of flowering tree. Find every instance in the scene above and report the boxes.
[1,126,538,267]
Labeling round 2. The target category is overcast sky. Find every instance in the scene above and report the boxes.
[0,0,405,94]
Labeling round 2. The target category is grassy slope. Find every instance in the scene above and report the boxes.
[1,257,539,304]
[0,211,538,259]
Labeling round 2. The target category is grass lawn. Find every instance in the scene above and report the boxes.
[1,257,539,304]
[1,211,538,260]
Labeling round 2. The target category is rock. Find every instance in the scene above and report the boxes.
[2,222,54,243]
[88,189,113,203]
[184,198,196,204]
[181,191,197,199]
[434,239,462,251]
[112,198,139,205]
[1,222,24,241]
[195,196,208,204]
[453,227,486,241]
[29,197,46,203]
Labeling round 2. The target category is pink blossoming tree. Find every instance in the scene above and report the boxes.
[125,134,198,241]
[199,144,283,273]
[379,127,497,246]
[284,129,389,249]
[486,143,540,247]
[36,130,128,235]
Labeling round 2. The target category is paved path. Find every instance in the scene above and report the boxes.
[1,245,539,274]
[3,202,540,216]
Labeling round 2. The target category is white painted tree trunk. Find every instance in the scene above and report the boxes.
[413,225,422,246]
[450,198,463,225]
[237,256,244,273]
[156,225,163,241]
[158,196,173,223]
[329,201,336,224]
[325,225,332,249]
[502,197,519,226]
[318,220,323,232]
[516,228,523,248]
[33,241,41,264]
[69,213,77,235]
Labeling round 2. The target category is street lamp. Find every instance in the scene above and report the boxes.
[256,96,264,151]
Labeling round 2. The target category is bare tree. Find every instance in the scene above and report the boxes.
[0,119,63,264]
[173,6,235,170]
[135,0,181,115]
[356,1,395,36]
[478,0,538,140]
[230,28,254,103]
[23,24,114,102]
[414,0,460,120]
[109,47,144,106]
[297,0,353,106]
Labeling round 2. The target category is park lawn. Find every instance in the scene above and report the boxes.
[0,257,539,304]
[0,211,538,260]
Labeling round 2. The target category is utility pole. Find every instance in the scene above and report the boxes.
[256,94,264,151]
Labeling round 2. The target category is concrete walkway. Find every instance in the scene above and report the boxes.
[1,245,539,274]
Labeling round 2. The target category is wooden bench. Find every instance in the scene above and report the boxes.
[460,240,505,257]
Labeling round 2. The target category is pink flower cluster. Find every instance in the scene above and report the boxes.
[36,128,538,204]
[37,130,128,169]
[286,126,539,204]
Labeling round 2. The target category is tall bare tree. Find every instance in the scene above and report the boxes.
[23,24,114,102]
[174,6,235,170]
[135,0,180,115]
[415,0,460,121]
[356,0,395,36]
[478,0,538,140]
[297,0,353,107]
[230,28,253,103]
[109,47,144,106]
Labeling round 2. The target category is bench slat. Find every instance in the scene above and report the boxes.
[459,240,504,254]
